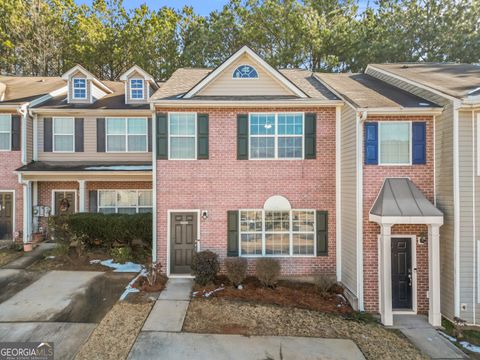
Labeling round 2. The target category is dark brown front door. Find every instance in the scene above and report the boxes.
[54,191,76,215]
[391,238,413,309]
[0,192,13,240]
[170,212,197,274]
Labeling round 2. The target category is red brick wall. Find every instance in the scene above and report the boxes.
[0,151,23,239]
[363,115,434,314]
[155,107,337,276]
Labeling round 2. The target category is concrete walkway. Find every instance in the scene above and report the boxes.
[3,242,56,269]
[392,315,466,359]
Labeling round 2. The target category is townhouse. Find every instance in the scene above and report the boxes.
[1,45,479,328]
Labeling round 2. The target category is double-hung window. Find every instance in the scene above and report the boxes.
[239,209,315,256]
[98,190,152,214]
[249,113,303,159]
[378,122,411,165]
[130,79,144,99]
[169,113,196,159]
[106,118,147,152]
[53,117,74,152]
[73,78,87,99]
[0,114,11,151]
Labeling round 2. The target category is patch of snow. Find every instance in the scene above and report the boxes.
[439,331,457,343]
[192,287,224,298]
[85,165,152,171]
[90,259,143,273]
[439,331,480,353]
[119,268,147,301]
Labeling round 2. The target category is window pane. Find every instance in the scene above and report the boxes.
[292,233,314,255]
[241,234,262,255]
[138,207,152,213]
[170,137,195,159]
[99,208,115,214]
[265,211,289,231]
[292,211,315,232]
[169,113,195,136]
[250,137,274,159]
[99,191,116,207]
[0,115,11,132]
[128,135,147,151]
[118,207,137,214]
[117,191,138,207]
[278,114,302,135]
[250,114,275,135]
[380,123,410,164]
[54,135,73,151]
[0,133,10,150]
[54,118,73,134]
[138,190,152,206]
[107,118,126,135]
[74,89,86,98]
[278,137,302,158]
[240,211,262,232]
[265,233,290,255]
[73,78,85,87]
[128,118,147,134]
[107,135,126,151]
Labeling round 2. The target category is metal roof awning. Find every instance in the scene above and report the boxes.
[369,178,443,225]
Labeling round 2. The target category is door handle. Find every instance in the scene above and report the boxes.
[408,269,412,287]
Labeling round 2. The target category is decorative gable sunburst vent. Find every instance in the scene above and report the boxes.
[233,64,258,79]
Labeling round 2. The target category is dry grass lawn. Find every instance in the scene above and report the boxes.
[0,248,23,267]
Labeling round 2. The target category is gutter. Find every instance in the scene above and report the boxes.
[29,108,152,116]
[355,107,443,116]
[151,102,157,264]
[151,100,344,108]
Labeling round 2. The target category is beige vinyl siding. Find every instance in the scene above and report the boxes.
[366,66,456,320]
[340,105,358,296]
[37,116,151,162]
[198,53,293,97]
[126,70,149,104]
[26,115,33,162]
[91,83,107,101]
[67,71,90,104]
[474,110,480,325]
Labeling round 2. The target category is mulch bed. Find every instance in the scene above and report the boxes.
[132,274,168,293]
[192,276,352,314]
[28,250,113,272]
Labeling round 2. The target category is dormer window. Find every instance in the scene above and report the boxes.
[233,65,258,79]
[73,78,87,99]
[130,79,144,99]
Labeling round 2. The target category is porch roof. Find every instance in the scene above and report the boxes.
[370,178,442,223]
[16,161,152,172]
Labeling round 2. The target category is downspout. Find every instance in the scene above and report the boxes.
[356,110,367,311]
[453,101,461,318]
[17,103,28,165]
[336,105,342,282]
[151,103,157,264]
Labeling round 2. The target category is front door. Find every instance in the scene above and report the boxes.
[391,238,413,309]
[170,212,197,274]
[54,191,76,215]
[0,192,13,240]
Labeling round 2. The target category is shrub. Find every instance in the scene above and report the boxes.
[49,243,70,257]
[256,258,281,287]
[313,273,336,297]
[225,258,248,287]
[110,246,133,264]
[191,250,219,285]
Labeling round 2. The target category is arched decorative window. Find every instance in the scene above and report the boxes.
[232,64,259,79]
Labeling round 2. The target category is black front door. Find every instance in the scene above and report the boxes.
[391,238,413,309]
[170,212,197,274]
[0,192,13,240]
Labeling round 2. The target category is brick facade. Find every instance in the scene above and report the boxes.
[0,151,24,239]
[362,115,434,314]
[155,107,337,276]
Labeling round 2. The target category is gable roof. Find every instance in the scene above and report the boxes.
[183,46,307,99]
[368,63,480,100]
[62,64,113,94]
[0,76,66,105]
[119,65,159,89]
[151,68,338,102]
[315,73,440,110]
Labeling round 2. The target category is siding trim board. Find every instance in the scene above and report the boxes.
[453,106,461,318]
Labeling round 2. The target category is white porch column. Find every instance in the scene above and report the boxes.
[22,180,32,243]
[78,180,86,212]
[379,224,393,326]
[428,224,441,327]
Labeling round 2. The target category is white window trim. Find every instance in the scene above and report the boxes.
[97,189,153,214]
[232,64,259,80]
[105,117,148,153]
[51,190,78,216]
[130,78,145,100]
[378,121,412,166]
[168,112,197,160]
[72,78,87,100]
[239,209,316,258]
[0,114,11,152]
[53,117,75,153]
[248,113,304,160]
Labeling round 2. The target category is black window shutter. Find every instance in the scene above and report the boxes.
[316,210,328,256]
[43,117,53,152]
[197,113,209,159]
[96,118,105,152]
[89,190,98,213]
[304,113,317,159]
[237,114,248,160]
[227,210,239,257]
[75,118,84,152]
[156,112,168,159]
[11,115,21,151]
[147,117,152,152]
